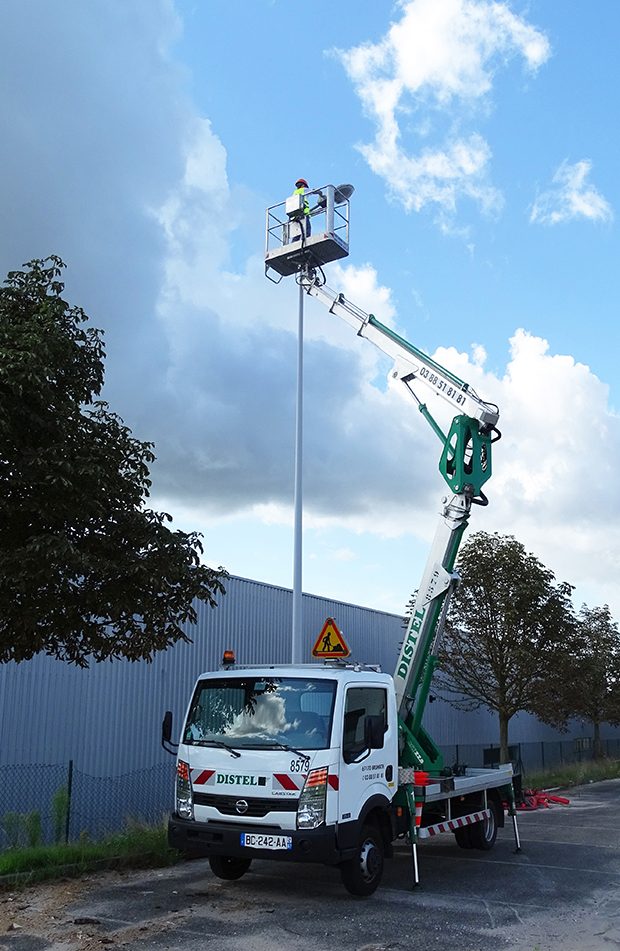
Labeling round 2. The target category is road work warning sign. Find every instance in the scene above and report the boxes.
[312,617,350,658]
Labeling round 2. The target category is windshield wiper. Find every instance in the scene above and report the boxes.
[191,739,241,758]
[265,742,310,760]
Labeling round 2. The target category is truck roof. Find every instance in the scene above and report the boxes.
[195,663,392,683]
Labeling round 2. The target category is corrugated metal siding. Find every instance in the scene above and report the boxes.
[1,574,618,776]
[0,575,403,774]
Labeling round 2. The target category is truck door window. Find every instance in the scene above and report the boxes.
[342,687,387,763]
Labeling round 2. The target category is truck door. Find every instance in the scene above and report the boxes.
[338,684,396,823]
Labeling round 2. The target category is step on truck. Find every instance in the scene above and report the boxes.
[162,182,522,896]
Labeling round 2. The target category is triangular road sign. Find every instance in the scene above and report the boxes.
[312,617,350,658]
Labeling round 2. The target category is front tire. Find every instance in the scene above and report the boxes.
[340,823,384,897]
[208,854,252,880]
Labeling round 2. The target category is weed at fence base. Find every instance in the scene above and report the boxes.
[1,810,43,850]
[0,818,179,889]
[525,757,620,792]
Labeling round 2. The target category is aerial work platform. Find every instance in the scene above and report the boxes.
[264,183,352,278]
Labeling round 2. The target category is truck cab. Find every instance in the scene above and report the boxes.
[166,662,399,895]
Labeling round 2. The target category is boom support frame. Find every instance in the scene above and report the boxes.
[302,268,501,774]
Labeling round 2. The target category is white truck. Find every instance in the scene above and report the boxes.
[163,184,521,896]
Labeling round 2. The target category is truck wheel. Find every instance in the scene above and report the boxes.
[454,824,473,849]
[340,824,384,897]
[208,854,252,880]
[468,801,498,851]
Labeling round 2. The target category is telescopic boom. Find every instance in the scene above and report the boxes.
[302,272,501,773]
[264,182,501,773]
[304,276,499,432]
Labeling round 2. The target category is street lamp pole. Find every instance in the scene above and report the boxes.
[264,182,354,666]
[292,273,304,664]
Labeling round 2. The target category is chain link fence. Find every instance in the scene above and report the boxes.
[441,737,620,777]
[2,738,619,852]
[0,761,174,852]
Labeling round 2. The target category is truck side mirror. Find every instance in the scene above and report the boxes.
[161,711,178,755]
[364,715,385,751]
[162,711,172,743]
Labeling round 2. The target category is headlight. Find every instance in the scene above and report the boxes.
[297,767,328,829]
[176,760,194,820]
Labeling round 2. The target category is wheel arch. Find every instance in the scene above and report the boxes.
[358,794,395,858]
[487,787,505,827]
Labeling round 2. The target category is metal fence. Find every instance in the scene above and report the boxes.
[442,737,620,777]
[0,761,174,852]
[2,739,620,852]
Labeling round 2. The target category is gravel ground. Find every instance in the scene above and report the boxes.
[1,779,619,951]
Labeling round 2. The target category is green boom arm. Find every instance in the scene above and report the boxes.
[304,275,501,773]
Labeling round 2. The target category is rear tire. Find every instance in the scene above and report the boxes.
[340,823,384,897]
[469,801,498,851]
[454,824,474,849]
[208,854,252,880]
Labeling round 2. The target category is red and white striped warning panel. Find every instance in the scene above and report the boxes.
[191,769,339,793]
[273,773,304,792]
[191,769,216,786]
[418,808,490,838]
[273,772,339,792]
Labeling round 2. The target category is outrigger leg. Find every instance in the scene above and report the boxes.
[405,785,420,887]
[507,785,522,853]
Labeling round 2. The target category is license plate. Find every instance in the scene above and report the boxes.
[240,833,292,851]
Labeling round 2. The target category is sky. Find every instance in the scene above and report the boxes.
[2,0,620,636]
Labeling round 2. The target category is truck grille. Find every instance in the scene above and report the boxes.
[194,792,298,817]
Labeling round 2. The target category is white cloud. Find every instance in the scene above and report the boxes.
[152,125,620,622]
[449,329,620,618]
[530,160,613,225]
[3,0,619,624]
[150,133,437,522]
[308,547,358,564]
[155,212,620,618]
[337,0,550,220]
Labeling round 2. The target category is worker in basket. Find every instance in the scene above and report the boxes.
[292,177,311,240]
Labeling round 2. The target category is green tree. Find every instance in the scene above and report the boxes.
[434,531,577,763]
[549,604,620,758]
[0,257,227,666]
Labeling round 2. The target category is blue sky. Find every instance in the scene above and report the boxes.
[2,0,620,639]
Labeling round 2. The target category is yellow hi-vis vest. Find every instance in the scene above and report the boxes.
[294,186,310,216]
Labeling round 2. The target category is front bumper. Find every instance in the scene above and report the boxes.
[168,814,344,865]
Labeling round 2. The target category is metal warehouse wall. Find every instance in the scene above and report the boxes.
[0,575,403,774]
[1,574,618,776]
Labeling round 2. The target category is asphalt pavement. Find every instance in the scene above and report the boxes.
[2,779,620,951]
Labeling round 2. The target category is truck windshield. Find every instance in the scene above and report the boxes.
[183,677,336,751]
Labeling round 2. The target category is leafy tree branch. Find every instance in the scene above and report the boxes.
[0,257,227,666]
